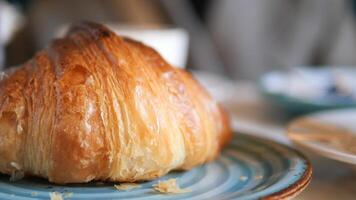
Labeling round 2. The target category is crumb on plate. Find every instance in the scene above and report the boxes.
[153,178,189,194]
[239,176,248,181]
[49,192,63,200]
[114,183,141,190]
[31,192,38,196]
[64,192,73,198]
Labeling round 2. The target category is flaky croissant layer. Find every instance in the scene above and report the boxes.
[0,22,231,184]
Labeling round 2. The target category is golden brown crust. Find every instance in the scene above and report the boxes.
[0,21,231,184]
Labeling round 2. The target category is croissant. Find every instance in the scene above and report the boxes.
[0,22,231,184]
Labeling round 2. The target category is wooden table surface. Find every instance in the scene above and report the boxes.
[195,71,356,200]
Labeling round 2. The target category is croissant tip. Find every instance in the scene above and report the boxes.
[66,21,114,39]
[65,21,146,47]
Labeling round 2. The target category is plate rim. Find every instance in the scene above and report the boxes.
[239,134,313,200]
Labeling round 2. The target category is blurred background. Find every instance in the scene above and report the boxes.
[1,0,356,80]
[2,1,356,199]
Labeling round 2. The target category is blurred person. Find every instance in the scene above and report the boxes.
[208,0,356,80]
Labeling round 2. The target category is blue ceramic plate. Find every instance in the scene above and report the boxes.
[0,134,312,200]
